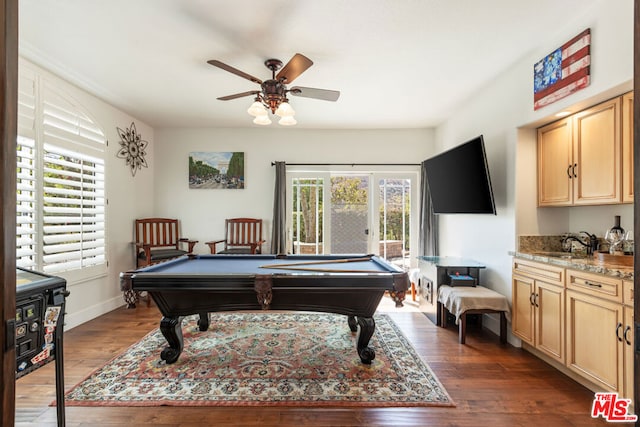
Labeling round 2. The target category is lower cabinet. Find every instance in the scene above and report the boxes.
[566,269,628,395]
[623,280,634,402]
[512,259,565,363]
[512,259,634,398]
[566,289,623,392]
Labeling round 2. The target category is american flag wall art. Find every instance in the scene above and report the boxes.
[534,28,591,110]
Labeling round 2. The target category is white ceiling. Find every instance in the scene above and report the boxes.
[19,0,599,129]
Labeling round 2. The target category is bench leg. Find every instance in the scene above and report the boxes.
[459,313,466,344]
[440,303,448,328]
[500,311,507,344]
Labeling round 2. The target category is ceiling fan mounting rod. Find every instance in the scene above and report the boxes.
[264,58,283,79]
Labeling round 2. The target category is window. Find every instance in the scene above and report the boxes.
[16,65,107,278]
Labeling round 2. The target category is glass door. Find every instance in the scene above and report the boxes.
[376,176,413,270]
[290,175,325,255]
[329,175,370,254]
[288,170,418,269]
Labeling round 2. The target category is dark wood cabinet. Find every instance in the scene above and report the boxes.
[417,257,485,325]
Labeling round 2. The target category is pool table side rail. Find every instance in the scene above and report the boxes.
[119,254,410,311]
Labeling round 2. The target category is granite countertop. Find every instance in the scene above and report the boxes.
[510,250,634,280]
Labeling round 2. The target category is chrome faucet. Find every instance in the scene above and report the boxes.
[562,231,598,255]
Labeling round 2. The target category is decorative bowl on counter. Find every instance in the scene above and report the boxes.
[594,251,634,267]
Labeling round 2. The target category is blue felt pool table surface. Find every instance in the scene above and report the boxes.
[136,254,396,275]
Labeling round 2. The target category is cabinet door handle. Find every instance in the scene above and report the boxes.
[616,322,623,342]
[534,293,539,308]
[529,293,535,306]
[567,164,572,179]
[573,163,577,178]
[585,280,602,288]
[624,325,632,345]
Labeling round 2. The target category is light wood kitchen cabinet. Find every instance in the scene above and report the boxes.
[513,258,635,396]
[572,97,621,204]
[566,269,624,393]
[538,96,622,206]
[622,280,634,402]
[512,259,565,363]
[537,117,573,206]
[622,91,634,203]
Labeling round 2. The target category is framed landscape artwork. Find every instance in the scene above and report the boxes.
[188,152,245,189]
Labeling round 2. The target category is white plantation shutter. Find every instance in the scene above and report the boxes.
[16,136,37,269]
[16,63,107,277]
[41,144,105,273]
[16,69,37,269]
[43,84,107,153]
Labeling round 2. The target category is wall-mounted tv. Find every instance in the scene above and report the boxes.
[424,135,496,214]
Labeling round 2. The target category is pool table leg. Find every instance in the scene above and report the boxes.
[356,316,376,364]
[197,312,209,331]
[159,316,183,364]
[347,315,358,332]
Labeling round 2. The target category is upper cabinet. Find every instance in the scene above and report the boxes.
[572,97,621,205]
[538,95,631,207]
[622,92,634,203]
[538,117,573,206]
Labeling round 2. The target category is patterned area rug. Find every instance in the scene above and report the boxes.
[62,312,454,407]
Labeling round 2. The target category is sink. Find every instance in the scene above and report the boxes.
[531,251,587,259]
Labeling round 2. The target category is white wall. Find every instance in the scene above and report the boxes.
[21,60,157,329]
[23,0,633,336]
[435,0,633,341]
[153,127,435,252]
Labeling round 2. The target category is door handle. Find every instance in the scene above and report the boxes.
[616,322,623,342]
[624,325,632,345]
[567,165,572,179]
[364,229,369,235]
[572,163,577,178]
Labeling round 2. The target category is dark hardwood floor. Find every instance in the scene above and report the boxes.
[15,299,625,426]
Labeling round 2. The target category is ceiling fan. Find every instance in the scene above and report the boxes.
[207,53,340,125]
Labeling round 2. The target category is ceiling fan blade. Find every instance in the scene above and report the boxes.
[217,90,260,101]
[276,53,313,83]
[207,60,262,84]
[289,86,340,102]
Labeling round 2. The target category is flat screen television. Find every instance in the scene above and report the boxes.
[424,135,496,214]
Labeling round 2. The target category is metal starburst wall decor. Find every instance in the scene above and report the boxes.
[116,122,148,176]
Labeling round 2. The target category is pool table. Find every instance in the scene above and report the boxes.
[120,254,409,364]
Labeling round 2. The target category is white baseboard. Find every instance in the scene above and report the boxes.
[482,312,517,346]
[64,296,125,331]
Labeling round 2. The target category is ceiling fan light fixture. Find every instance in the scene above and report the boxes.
[253,115,272,125]
[247,100,267,117]
[275,101,295,117]
[209,54,339,128]
[278,115,297,126]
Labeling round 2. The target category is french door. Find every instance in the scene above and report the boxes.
[287,171,418,269]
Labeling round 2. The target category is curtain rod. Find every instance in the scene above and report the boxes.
[271,162,420,166]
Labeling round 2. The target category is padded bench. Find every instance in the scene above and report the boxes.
[437,285,510,344]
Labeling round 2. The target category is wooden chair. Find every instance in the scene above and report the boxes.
[206,218,265,254]
[135,218,198,268]
[123,218,198,308]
